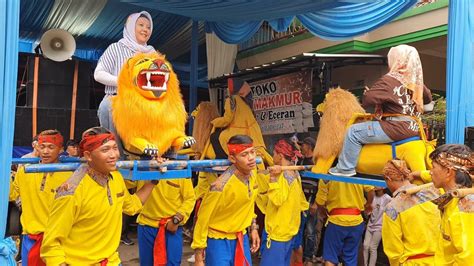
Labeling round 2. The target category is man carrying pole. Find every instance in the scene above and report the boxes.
[381,159,440,265]
[192,135,261,266]
[40,127,156,265]
[315,168,374,266]
[10,129,71,266]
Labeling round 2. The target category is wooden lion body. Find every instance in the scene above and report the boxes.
[312,88,434,184]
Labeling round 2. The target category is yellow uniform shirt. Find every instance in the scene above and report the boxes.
[194,172,218,200]
[137,178,195,227]
[316,180,373,226]
[435,194,474,265]
[40,170,143,266]
[264,170,308,242]
[382,184,441,265]
[191,166,258,249]
[9,166,71,235]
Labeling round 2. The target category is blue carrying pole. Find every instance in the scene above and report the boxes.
[23,158,263,173]
[12,154,190,165]
[301,171,387,188]
[21,159,387,186]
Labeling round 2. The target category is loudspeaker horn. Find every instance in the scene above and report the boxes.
[40,29,76,62]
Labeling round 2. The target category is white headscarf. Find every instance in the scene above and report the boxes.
[386,44,424,113]
[118,11,155,53]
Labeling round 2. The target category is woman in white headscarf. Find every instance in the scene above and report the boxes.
[93,11,155,247]
[328,44,432,177]
[94,11,155,137]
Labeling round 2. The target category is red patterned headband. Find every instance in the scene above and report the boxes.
[274,139,302,162]
[228,143,253,155]
[79,133,116,155]
[38,134,64,148]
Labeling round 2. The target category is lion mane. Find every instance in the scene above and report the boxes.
[313,88,365,160]
[112,53,187,155]
[191,102,220,155]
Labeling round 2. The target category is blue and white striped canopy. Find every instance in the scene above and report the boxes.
[19,0,202,61]
[19,0,417,61]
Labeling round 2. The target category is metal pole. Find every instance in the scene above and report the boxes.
[301,171,387,188]
[12,154,190,165]
[23,158,263,173]
[188,19,199,133]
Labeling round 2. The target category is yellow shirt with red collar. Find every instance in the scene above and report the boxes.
[435,193,474,265]
[9,166,72,235]
[263,170,308,242]
[316,180,373,226]
[382,184,441,265]
[40,168,143,266]
[137,178,195,227]
[191,166,258,249]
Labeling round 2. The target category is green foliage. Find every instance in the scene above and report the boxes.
[422,93,446,124]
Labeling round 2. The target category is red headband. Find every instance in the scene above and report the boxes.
[37,134,64,148]
[274,139,302,162]
[79,133,115,155]
[227,143,253,155]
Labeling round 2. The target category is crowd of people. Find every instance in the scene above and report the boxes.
[7,9,474,266]
[10,127,474,266]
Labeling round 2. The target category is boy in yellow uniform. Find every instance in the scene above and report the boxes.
[259,139,308,266]
[136,175,195,265]
[192,135,260,266]
[10,129,71,266]
[40,127,156,265]
[428,144,474,265]
[315,172,374,266]
[381,159,441,265]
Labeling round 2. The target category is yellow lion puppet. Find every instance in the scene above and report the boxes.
[112,53,195,157]
[312,88,435,184]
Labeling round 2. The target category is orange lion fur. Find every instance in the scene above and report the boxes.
[313,87,365,160]
[112,53,188,155]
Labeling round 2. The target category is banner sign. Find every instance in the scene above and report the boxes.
[250,70,313,135]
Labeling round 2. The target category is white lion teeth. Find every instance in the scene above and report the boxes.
[146,72,151,87]
[141,71,169,92]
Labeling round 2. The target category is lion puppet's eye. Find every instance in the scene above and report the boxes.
[160,64,169,71]
[136,58,151,65]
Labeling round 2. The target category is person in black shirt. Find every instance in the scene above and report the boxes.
[298,137,315,165]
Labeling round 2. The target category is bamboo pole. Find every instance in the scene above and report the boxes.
[69,60,79,139]
[401,182,434,195]
[32,56,39,137]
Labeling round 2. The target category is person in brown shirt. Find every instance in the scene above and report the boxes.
[329,44,431,177]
